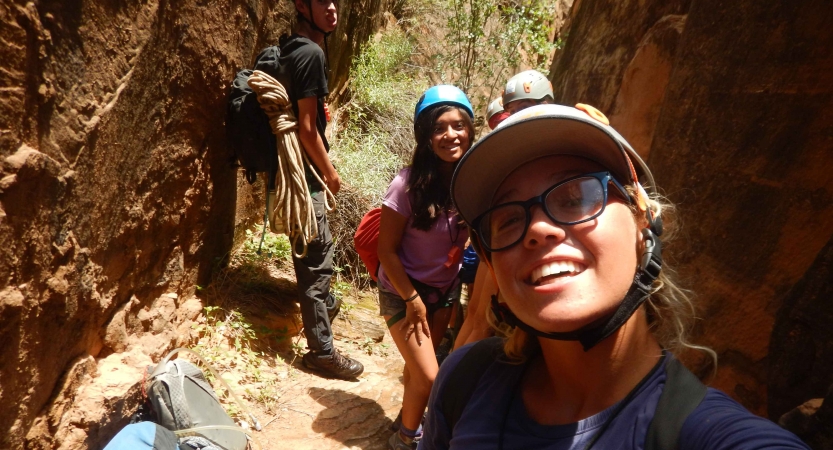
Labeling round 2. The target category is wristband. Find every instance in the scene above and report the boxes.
[403,293,419,302]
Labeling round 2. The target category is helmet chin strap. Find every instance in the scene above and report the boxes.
[297,5,332,73]
[297,5,333,37]
[489,215,664,352]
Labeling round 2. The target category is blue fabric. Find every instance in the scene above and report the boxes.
[682,390,810,450]
[104,422,179,449]
[459,246,480,284]
[419,344,810,450]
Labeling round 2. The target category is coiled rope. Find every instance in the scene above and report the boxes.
[247,70,335,259]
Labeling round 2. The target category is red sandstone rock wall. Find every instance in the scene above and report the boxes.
[0,0,392,447]
[551,0,833,423]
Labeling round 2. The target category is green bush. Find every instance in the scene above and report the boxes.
[329,29,428,286]
[433,0,558,118]
[327,1,556,285]
[350,28,418,116]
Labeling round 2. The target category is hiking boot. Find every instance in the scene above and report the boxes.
[389,409,427,432]
[388,431,417,450]
[303,349,364,379]
[389,409,402,432]
[327,293,342,323]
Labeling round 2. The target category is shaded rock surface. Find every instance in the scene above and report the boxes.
[551,0,833,434]
[0,0,394,447]
[769,237,833,420]
[778,386,833,450]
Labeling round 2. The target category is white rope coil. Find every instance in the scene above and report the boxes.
[247,70,336,259]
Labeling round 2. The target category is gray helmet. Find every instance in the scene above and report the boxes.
[502,70,553,106]
[486,98,505,120]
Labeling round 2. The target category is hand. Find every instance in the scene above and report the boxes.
[325,171,341,195]
[400,298,431,346]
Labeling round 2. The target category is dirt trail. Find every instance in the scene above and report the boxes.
[246,296,405,450]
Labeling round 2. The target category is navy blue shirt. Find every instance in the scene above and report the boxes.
[419,344,810,450]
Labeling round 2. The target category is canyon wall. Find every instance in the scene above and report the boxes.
[551,0,833,425]
[0,0,392,447]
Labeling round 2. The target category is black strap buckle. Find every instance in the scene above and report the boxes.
[639,228,663,281]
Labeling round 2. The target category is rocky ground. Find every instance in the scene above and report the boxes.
[189,257,407,450]
[247,302,405,450]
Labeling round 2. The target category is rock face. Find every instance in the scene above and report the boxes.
[0,0,393,448]
[551,0,833,430]
[778,384,833,449]
[550,0,691,113]
[769,237,833,420]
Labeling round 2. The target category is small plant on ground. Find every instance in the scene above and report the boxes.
[359,337,391,357]
[190,306,287,415]
[237,228,292,267]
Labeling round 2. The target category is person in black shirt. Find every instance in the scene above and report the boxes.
[279,0,364,379]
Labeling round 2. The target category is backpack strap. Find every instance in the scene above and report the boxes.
[439,343,704,449]
[645,356,707,450]
[440,336,504,432]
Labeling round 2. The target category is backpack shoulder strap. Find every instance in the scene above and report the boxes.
[440,336,504,432]
[645,356,708,450]
[253,45,281,76]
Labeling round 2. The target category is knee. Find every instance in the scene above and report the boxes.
[408,369,436,394]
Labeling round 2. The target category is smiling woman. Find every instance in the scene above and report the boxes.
[417,104,811,450]
[376,85,475,450]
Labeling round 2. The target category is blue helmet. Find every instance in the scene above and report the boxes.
[414,85,474,122]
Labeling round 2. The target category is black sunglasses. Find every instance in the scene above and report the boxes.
[472,172,632,252]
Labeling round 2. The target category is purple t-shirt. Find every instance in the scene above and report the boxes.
[419,345,810,450]
[378,168,469,296]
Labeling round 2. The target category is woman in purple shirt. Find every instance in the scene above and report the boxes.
[377,85,474,450]
[418,103,810,450]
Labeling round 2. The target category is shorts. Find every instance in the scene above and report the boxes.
[379,282,462,328]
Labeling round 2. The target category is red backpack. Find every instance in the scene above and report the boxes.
[353,208,382,281]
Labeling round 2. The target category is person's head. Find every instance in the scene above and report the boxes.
[294,0,338,36]
[409,85,475,230]
[486,98,510,130]
[451,103,702,359]
[502,70,554,115]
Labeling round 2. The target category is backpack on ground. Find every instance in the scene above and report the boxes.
[226,45,285,186]
[104,422,182,450]
[144,348,260,450]
[354,207,382,281]
[440,337,707,450]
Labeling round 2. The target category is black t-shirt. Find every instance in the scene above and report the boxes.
[278,34,329,152]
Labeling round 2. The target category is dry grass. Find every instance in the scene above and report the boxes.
[328,183,376,288]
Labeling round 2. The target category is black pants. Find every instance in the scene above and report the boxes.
[291,191,338,354]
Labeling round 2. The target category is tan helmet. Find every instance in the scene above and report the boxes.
[502,70,554,107]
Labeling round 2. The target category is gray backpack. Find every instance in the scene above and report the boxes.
[147,350,256,450]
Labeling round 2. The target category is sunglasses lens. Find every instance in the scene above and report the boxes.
[545,177,605,223]
[476,173,614,252]
[480,204,526,251]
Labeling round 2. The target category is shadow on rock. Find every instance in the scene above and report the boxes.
[197,258,303,353]
[309,387,393,450]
